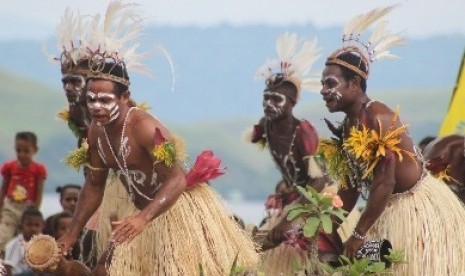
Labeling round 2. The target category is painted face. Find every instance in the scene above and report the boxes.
[263,91,291,120]
[320,65,348,113]
[15,139,36,167]
[62,74,86,104]
[86,80,122,126]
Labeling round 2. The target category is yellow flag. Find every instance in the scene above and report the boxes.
[439,50,465,136]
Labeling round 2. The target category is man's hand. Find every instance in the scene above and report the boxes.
[58,232,79,256]
[111,215,149,244]
[343,235,365,260]
[267,217,291,244]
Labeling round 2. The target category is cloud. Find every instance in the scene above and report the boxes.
[1,0,464,40]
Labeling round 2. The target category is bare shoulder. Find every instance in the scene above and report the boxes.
[129,109,172,146]
[365,100,401,133]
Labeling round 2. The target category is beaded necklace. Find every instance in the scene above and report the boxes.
[101,107,154,201]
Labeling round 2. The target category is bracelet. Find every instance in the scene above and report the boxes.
[352,229,367,240]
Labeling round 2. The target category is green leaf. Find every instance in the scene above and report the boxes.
[228,253,240,276]
[353,258,370,272]
[365,262,386,273]
[303,217,320,238]
[199,263,204,276]
[320,196,332,207]
[296,186,318,205]
[287,208,308,221]
[321,214,333,234]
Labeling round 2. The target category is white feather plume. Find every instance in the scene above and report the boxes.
[340,6,404,65]
[256,32,322,94]
[82,1,149,75]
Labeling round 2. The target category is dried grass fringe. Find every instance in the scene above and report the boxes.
[95,180,259,275]
[367,173,465,276]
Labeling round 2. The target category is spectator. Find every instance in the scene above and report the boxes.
[4,207,43,276]
[0,132,47,252]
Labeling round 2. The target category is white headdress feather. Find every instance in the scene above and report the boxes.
[256,32,322,97]
[332,5,404,77]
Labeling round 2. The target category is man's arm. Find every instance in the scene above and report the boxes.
[59,125,109,253]
[343,111,398,259]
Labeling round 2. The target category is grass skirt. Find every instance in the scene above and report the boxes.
[99,182,259,275]
[367,173,465,275]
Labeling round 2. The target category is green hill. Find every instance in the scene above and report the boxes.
[0,69,453,200]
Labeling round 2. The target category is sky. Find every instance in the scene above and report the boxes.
[1,0,465,40]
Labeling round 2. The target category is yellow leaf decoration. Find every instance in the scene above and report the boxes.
[57,108,70,122]
[65,139,89,171]
[317,139,350,189]
[343,112,415,180]
[152,134,187,168]
[137,102,151,111]
[257,138,266,150]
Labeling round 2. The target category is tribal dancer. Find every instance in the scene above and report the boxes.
[56,2,259,275]
[248,33,340,275]
[54,6,139,268]
[319,6,465,275]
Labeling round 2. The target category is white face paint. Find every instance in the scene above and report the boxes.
[323,76,343,101]
[263,91,287,119]
[62,74,86,103]
[87,91,121,125]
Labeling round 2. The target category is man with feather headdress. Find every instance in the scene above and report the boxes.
[247,33,342,275]
[49,2,259,275]
[319,6,465,275]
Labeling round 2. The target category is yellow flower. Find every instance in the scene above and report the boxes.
[343,111,415,180]
[152,141,176,168]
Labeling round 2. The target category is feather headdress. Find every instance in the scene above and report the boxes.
[55,1,148,86]
[55,8,90,75]
[255,32,322,99]
[84,1,148,86]
[326,6,405,79]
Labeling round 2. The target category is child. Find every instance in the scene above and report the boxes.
[0,132,47,252]
[4,207,44,276]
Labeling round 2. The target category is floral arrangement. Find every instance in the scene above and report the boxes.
[319,112,415,190]
[343,113,414,180]
[152,133,187,168]
[65,139,89,171]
